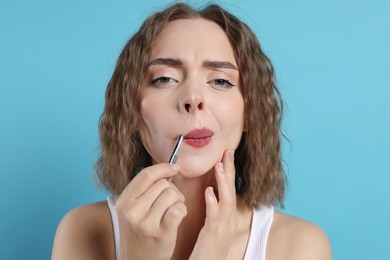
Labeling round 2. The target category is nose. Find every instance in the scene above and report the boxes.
[179,94,204,113]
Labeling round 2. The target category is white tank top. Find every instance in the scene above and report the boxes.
[107,196,274,260]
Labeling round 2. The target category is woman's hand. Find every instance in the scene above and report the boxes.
[115,163,187,260]
[189,150,238,260]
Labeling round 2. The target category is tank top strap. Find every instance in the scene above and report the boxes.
[244,205,274,260]
[107,196,120,260]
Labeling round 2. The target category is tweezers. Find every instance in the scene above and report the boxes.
[168,134,184,164]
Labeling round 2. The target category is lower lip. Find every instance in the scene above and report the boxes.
[183,137,212,148]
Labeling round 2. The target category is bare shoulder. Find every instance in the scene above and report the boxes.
[52,200,115,260]
[266,210,332,260]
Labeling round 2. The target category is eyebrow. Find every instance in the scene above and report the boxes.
[148,58,183,67]
[148,58,238,70]
[203,60,238,70]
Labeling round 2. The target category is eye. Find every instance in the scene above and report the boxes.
[208,79,236,90]
[150,76,178,88]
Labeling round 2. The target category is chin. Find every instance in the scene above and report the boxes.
[175,148,224,178]
[177,161,215,178]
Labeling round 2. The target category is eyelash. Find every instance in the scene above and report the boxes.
[150,77,236,89]
[150,77,177,87]
[208,79,236,89]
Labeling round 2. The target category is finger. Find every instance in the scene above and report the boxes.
[146,185,185,224]
[204,186,219,230]
[160,202,187,233]
[122,163,180,199]
[216,150,236,194]
[214,150,236,215]
[120,178,172,222]
[222,149,236,191]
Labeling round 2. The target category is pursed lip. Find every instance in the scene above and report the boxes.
[183,128,214,148]
[184,128,214,139]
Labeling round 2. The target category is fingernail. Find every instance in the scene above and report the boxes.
[218,162,224,173]
[208,187,215,198]
[229,150,235,162]
[170,164,180,171]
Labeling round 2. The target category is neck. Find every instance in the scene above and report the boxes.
[170,170,253,259]
[170,170,215,259]
[172,169,216,207]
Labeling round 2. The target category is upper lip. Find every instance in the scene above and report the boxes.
[184,128,214,139]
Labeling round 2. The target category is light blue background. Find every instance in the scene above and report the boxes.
[1,0,389,259]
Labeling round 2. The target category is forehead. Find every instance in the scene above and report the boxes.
[149,18,237,64]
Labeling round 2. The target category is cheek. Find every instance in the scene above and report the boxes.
[139,97,163,148]
[223,98,245,126]
[140,97,156,125]
[138,95,173,162]
[219,97,245,145]
[139,93,171,130]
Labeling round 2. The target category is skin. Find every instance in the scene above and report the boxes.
[139,18,244,178]
[52,18,332,260]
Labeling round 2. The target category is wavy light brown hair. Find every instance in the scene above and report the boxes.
[95,2,286,208]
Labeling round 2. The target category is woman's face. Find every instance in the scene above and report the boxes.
[139,18,245,177]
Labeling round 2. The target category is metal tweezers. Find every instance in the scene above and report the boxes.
[168,134,184,164]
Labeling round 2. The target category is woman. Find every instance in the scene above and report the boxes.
[52,3,331,259]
